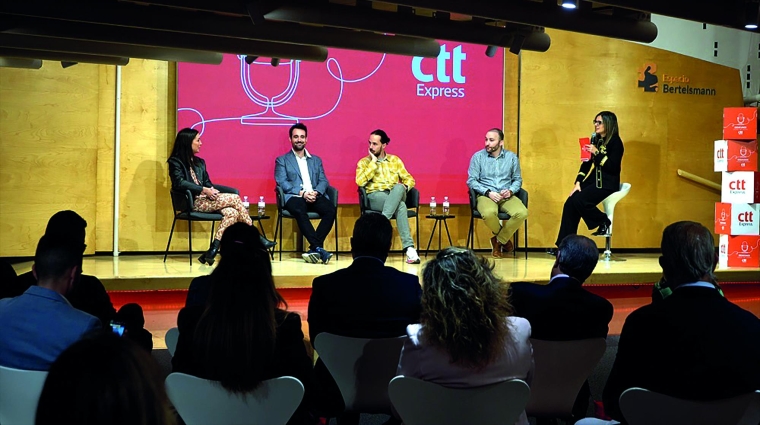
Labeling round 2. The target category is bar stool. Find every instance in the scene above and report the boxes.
[598,182,631,262]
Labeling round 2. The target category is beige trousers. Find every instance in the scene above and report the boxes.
[476,195,528,244]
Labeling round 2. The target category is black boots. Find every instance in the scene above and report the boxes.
[260,234,276,249]
[198,239,221,266]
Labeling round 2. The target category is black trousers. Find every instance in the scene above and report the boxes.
[284,195,336,251]
[555,184,613,247]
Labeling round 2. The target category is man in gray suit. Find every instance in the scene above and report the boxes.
[275,123,337,264]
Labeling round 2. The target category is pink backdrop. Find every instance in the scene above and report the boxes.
[177,42,504,204]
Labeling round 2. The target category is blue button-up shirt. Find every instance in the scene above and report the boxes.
[466,148,523,195]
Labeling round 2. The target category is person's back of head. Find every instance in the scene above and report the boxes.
[194,222,285,393]
[45,210,87,246]
[350,214,393,261]
[555,235,599,283]
[659,221,716,289]
[35,333,173,425]
[33,235,84,295]
[421,247,512,368]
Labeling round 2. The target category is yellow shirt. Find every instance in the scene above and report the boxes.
[355,154,415,194]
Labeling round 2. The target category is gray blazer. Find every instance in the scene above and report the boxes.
[274,151,330,204]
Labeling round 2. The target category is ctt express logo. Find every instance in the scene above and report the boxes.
[739,211,755,225]
[729,180,749,192]
[412,44,467,99]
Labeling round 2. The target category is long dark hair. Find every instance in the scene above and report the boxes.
[168,128,199,167]
[191,223,287,393]
[595,111,619,145]
[420,247,512,369]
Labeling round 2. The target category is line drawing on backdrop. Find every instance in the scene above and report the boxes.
[179,54,386,133]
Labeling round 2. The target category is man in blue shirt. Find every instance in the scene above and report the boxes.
[467,128,528,258]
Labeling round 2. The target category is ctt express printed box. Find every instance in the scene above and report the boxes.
[721,171,758,203]
[714,140,758,172]
[715,203,760,235]
[724,107,758,140]
[719,234,760,268]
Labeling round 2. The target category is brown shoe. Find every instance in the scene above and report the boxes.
[490,236,503,258]
[501,239,514,253]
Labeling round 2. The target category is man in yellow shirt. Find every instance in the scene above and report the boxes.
[355,129,420,264]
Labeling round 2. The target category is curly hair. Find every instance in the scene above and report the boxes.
[420,247,513,369]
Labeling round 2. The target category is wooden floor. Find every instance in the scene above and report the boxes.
[10,250,760,292]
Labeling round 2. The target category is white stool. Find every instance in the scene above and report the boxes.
[598,183,631,262]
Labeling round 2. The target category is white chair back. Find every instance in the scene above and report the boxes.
[313,333,405,414]
[388,376,530,425]
[165,373,304,425]
[0,365,49,425]
[165,327,179,356]
[526,338,607,418]
[601,182,631,235]
[619,387,760,425]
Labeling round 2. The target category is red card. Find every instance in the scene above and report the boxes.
[579,137,591,162]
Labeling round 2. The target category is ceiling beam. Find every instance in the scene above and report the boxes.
[264,4,551,52]
[0,47,129,65]
[0,3,441,58]
[0,33,223,65]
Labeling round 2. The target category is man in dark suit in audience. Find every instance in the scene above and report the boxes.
[509,234,613,419]
[308,213,422,423]
[0,236,101,370]
[602,221,760,422]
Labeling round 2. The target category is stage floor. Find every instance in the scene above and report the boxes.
[10,250,760,291]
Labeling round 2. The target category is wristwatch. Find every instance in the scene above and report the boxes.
[484,189,491,196]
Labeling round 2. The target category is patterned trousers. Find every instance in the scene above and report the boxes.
[194,193,252,241]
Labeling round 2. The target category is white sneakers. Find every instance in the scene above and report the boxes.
[406,247,421,264]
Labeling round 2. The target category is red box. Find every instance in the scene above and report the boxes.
[714,140,758,172]
[723,107,758,140]
[719,234,760,268]
[715,202,760,235]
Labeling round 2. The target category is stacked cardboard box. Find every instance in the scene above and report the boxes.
[715,107,760,268]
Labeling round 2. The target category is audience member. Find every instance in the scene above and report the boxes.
[114,302,154,352]
[509,235,613,418]
[0,258,18,299]
[0,236,101,370]
[172,223,314,425]
[397,247,533,425]
[11,210,117,325]
[601,221,760,422]
[35,333,174,425]
[308,213,422,421]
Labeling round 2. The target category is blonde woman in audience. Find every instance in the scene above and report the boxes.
[172,222,314,425]
[36,333,174,425]
[397,247,534,425]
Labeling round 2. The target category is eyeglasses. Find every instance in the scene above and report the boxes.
[593,120,603,126]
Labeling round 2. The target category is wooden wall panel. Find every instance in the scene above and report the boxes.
[0,63,101,256]
[520,29,741,248]
[95,66,116,253]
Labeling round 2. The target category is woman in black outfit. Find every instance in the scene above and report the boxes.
[172,223,314,424]
[549,111,624,255]
[168,128,275,265]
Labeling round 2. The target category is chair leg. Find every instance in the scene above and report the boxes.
[210,222,216,246]
[524,218,528,260]
[164,217,178,262]
[601,233,626,262]
[415,215,420,250]
[188,220,193,266]
[276,213,283,261]
[334,214,339,260]
[466,215,474,249]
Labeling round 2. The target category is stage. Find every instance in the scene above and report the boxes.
[10,251,759,350]
[9,250,760,291]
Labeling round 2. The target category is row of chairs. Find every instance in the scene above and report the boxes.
[163,186,535,264]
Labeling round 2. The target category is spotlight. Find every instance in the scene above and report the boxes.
[244,55,258,64]
[561,0,579,9]
[485,45,499,57]
[746,1,760,29]
[61,61,78,68]
[271,58,280,67]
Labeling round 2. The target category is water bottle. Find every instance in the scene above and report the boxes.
[242,196,250,209]
[429,196,437,216]
[443,196,450,215]
[257,196,266,216]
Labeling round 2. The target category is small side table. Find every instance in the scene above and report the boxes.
[424,214,454,258]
